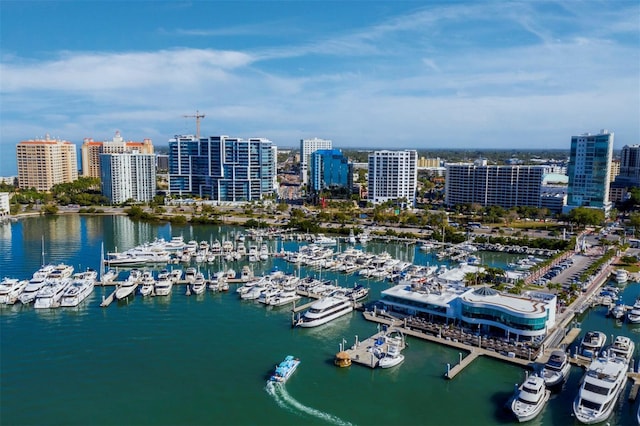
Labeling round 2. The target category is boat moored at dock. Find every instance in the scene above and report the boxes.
[540,350,571,388]
[511,374,550,423]
[0,278,27,304]
[60,270,97,307]
[579,331,606,358]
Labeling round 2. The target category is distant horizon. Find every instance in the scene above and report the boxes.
[1,1,637,175]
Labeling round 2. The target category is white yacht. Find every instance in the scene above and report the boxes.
[154,273,173,296]
[347,229,357,245]
[115,269,141,300]
[579,331,607,358]
[34,278,72,309]
[615,269,629,284]
[18,265,56,304]
[0,278,27,304]
[573,355,628,424]
[47,263,75,280]
[101,269,118,283]
[608,335,635,362]
[511,375,550,423]
[267,289,301,307]
[541,350,571,388]
[314,234,337,246]
[60,270,97,307]
[627,298,640,324]
[138,271,156,297]
[190,272,207,295]
[184,267,197,282]
[378,336,405,369]
[169,269,183,283]
[297,295,353,328]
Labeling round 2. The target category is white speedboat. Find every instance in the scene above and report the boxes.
[101,269,118,283]
[60,270,97,307]
[541,350,571,388]
[579,331,606,358]
[269,355,300,383]
[608,335,635,362]
[34,278,71,309]
[573,355,628,424]
[190,273,207,295]
[378,337,404,369]
[627,298,640,324]
[511,375,550,423]
[297,295,353,328]
[138,271,156,297]
[614,269,628,284]
[115,270,141,300]
[0,278,27,304]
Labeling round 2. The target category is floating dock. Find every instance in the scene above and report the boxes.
[343,329,406,369]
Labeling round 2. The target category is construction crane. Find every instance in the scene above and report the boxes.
[183,110,206,139]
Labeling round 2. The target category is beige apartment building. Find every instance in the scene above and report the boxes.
[17,135,78,191]
[81,131,153,178]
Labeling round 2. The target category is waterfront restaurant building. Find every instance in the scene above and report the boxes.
[380,284,556,340]
[168,135,276,202]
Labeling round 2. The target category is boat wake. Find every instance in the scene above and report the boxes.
[265,381,352,426]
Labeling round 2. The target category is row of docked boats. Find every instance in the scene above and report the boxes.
[510,334,635,423]
[0,263,97,308]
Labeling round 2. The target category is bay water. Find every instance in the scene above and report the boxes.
[1,215,638,425]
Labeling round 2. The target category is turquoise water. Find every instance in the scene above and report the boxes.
[1,215,639,425]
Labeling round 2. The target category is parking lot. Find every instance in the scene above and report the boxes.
[534,254,595,288]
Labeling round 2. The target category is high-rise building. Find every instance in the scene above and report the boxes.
[565,130,613,214]
[168,135,276,202]
[16,135,78,191]
[445,160,545,209]
[0,192,10,217]
[610,144,640,203]
[300,137,332,186]
[100,152,156,204]
[367,150,417,207]
[309,149,353,194]
[81,131,153,178]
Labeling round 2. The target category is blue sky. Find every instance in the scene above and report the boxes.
[1,1,638,175]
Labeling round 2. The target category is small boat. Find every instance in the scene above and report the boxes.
[607,335,635,362]
[378,337,404,369]
[269,355,300,383]
[627,298,640,324]
[573,355,628,424]
[297,295,353,328]
[540,350,571,388]
[511,375,550,423]
[579,330,606,358]
[0,278,28,304]
[345,284,369,301]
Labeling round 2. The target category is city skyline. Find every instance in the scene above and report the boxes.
[1,1,638,176]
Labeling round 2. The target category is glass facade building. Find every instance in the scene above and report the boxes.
[309,149,352,194]
[168,135,276,202]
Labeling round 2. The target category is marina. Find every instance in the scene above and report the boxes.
[1,215,640,426]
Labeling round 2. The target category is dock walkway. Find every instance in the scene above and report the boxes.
[344,329,406,369]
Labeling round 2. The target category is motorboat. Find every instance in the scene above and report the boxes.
[579,331,607,358]
[190,273,207,295]
[184,267,197,282]
[138,271,156,297]
[345,284,369,301]
[0,278,27,304]
[18,276,48,304]
[540,350,571,388]
[378,337,405,369]
[34,278,71,309]
[102,269,118,283]
[269,355,300,383]
[259,244,269,261]
[47,263,75,280]
[609,299,625,320]
[297,295,353,328]
[627,298,640,324]
[614,269,628,284]
[573,355,628,424]
[267,289,301,307]
[347,229,356,245]
[313,234,337,246]
[60,270,97,307]
[607,335,635,362]
[169,269,183,283]
[115,269,141,300]
[511,375,550,423]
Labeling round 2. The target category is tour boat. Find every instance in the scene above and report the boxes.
[34,278,71,309]
[269,355,300,383]
[511,375,550,423]
[540,350,571,388]
[579,331,607,358]
[607,335,635,362]
[627,298,640,324]
[573,355,628,424]
[297,295,353,328]
[0,278,27,304]
[60,270,97,307]
[115,269,141,300]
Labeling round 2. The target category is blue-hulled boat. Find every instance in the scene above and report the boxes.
[269,355,300,383]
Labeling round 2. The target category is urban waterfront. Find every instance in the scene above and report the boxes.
[1,215,639,426]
